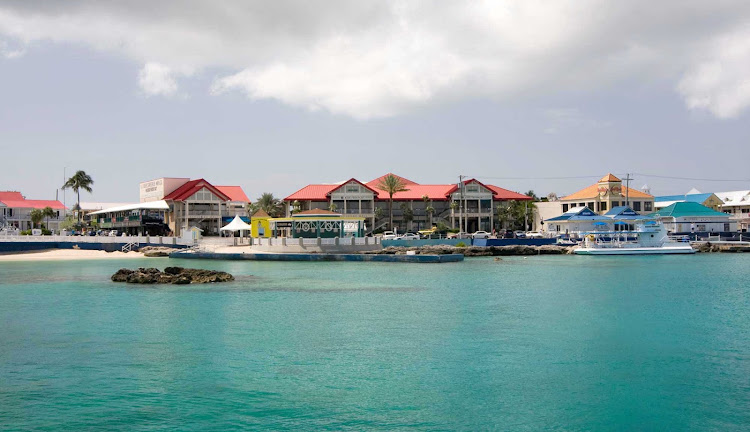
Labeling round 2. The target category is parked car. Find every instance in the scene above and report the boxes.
[108,230,119,237]
[499,230,515,239]
[398,233,420,240]
[448,232,472,239]
[514,231,526,239]
[471,231,490,239]
[381,231,398,240]
[526,232,544,238]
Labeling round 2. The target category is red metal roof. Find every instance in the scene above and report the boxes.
[216,186,250,203]
[163,179,231,202]
[366,173,418,188]
[284,184,340,201]
[0,191,25,201]
[486,184,532,201]
[285,175,532,202]
[0,191,66,209]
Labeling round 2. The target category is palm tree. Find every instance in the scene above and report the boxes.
[30,209,43,229]
[425,205,435,227]
[42,206,56,231]
[376,174,409,230]
[62,170,94,223]
[400,202,414,231]
[291,200,301,214]
[496,203,512,230]
[450,201,459,229]
[249,192,284,217]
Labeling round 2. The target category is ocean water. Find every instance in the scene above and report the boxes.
[1,254,749,431]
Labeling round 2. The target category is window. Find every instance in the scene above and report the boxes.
[724,223,730,231]
[562,204,569,212]
[611,201,619,207]
[633,201,641,211]
[644,201,653,211]
[600,202,607,211]
[466,185,479,193]
[346,184,360,193]
[579,202,585,207]
[587,202,594,210]
[697,224,706,231]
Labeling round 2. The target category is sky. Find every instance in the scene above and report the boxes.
[1,0,749,204]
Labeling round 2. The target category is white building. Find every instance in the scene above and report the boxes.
[715,190,750,232]
[0,191,67,231]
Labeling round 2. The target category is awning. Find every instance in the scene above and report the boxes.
[220,215,252,231]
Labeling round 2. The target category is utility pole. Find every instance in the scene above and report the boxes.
[624,173,633,207]
[458,175,464,233]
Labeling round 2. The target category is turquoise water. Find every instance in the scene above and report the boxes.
[1,255,749,430]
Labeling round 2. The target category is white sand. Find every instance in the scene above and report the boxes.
[0,249,146,262]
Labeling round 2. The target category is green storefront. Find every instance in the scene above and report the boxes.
[270,215,366,238]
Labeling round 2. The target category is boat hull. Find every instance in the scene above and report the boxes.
[574,245,695,255]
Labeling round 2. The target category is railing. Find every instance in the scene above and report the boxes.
[0,235,191,246]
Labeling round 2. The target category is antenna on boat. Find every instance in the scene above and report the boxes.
[624,173,633,207]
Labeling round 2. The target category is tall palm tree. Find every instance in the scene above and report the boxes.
[62,170,94,223]
[376,174,409,230]
[42,206,56,231]
[450,201,459,229]
[29,209,43,229]
[249,192,284,217]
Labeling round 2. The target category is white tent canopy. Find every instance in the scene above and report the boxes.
[220,215,252,232]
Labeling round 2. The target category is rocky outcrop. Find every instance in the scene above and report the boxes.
[694,242,750,253]
[111,267,234,284]
[137,246,182,257]
[363,244,574,256]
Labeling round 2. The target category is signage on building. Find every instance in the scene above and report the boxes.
[275,221,293,228]
[140,179,164,202]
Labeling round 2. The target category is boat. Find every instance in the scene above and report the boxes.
[574,221,695,255]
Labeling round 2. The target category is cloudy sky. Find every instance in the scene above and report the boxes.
[1,0,749,203]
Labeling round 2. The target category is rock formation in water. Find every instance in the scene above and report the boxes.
[137,246,182,257]
[111,267,234,284]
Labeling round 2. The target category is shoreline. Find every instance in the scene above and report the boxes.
[0,249,146,262]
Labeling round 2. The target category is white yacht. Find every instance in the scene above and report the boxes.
[574,222,695,255]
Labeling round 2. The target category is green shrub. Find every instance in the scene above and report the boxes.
[42,228,52,235]
[455,241,467,248]
[20,230,31,235]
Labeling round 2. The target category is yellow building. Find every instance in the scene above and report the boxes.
[250,209,271,238]
[560,173,654,214]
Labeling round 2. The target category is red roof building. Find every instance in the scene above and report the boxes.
[283,174,531,233]
[1,190,67,231]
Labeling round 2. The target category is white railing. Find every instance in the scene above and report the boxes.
[0,235,193,245]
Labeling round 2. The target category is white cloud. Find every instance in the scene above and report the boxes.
[1,1,750,118]
[137,62,178,97]
[0,39,24,58]
[677,26,750,118]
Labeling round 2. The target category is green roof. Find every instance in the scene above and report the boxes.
[650,201,728,218]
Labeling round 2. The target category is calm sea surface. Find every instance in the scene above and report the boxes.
[1,254,749,430]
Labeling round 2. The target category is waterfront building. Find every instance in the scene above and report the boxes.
[269,209,366,238]
[284,174,530,233]
[544,205,649,236]
[92,178,250,236]
[0,191,66,231]
[533,174,654,232]
[652,202,738,234]
[654,189,724,210]
[715,190,750,232]
[80,202,131,223]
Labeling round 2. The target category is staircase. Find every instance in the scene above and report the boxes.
[122,240,140,252]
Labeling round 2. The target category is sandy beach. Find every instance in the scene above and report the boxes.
[0,249,145,262]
